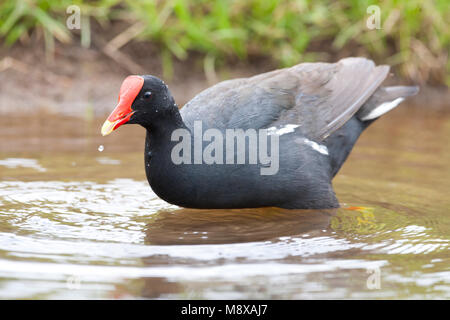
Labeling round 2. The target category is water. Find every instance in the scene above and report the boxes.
[0,107,449,299]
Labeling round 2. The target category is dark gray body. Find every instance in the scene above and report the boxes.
[145,115,371,209]
[140,58,418,209]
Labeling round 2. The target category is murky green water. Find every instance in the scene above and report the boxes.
[0,106,449,299]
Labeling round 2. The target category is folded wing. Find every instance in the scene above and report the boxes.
[180,57,390,141]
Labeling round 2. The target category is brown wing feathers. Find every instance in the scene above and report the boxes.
[180,57,390,141]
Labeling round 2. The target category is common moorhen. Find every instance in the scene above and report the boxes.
[101,57,418,209]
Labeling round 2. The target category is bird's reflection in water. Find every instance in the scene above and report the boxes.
[144,207,337,245]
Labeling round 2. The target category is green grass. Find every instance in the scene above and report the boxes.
[1,0,449,85]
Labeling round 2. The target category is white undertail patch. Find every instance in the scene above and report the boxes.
[361,97,405,121]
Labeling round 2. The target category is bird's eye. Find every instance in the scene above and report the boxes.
[143,91,152,99]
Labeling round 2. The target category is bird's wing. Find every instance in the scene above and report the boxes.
[180,57,389,141]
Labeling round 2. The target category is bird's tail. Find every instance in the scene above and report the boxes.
[357,86,419,121]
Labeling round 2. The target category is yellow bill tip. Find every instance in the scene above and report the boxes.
[101,120,115,136]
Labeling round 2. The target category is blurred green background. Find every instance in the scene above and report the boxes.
[0,0,449,85]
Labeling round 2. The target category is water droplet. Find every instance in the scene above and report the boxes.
[98,145,104,152]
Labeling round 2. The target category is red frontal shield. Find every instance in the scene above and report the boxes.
[101,75,144,136]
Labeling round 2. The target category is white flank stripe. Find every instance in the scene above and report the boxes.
[303,138,329,155]
[267,124,299,136]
